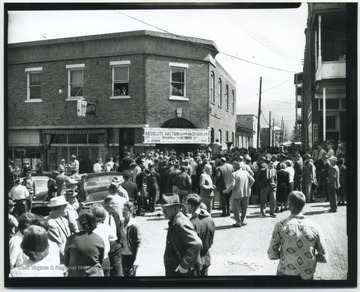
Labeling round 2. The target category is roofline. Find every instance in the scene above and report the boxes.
[8,29,219,52]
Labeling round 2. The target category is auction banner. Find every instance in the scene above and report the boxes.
[143,128,210,144]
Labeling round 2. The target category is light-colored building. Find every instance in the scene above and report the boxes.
[236,114,257,148]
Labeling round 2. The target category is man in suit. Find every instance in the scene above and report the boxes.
[327,156,340,213]
[103,195,125,277]
[256,158,277,217]
[230,161,255,227]
[218,157,234,217]
[46,196,71,264]
[120,170,139,203]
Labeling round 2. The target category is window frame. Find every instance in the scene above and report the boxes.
[210,71,215,104]
[225,84,229,111]
[66,64,85,100]
[110,60,131,99]
[25,67,43,103]
[218,78,222,108]
[231,90,235,114]
[169,62,188,101]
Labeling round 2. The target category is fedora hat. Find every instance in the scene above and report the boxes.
[162,193,185,208]
[48,196,68,208]
[111,177,121,185]
[65,189,77,197]
[329,156,338,162]
[233,161,241,169]
[108,182,119,190]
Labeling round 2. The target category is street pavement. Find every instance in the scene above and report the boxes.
[134,199,348,280]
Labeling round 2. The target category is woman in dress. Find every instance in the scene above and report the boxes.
[64,209,105,277]
[121,202,141,277]
[276,163,290,212]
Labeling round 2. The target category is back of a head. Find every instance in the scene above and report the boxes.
[31,215,50,231]
[186,193,201,208]
[288,191,306,214]
[21,225,49,261]
[78,209,97,231]
[18,212,37,234]
[91,204,107,223]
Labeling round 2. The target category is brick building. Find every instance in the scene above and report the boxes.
[7,30,236,171]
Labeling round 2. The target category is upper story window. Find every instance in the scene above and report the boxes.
[225,85,229,111]
[231,90,235,114]
[210,71,215,103]
[25,67,42,102]
[110,60,130,99]
[169,62,188,101]
[66,64,85,99]
[218,78,222,107]
[219,130,222,143]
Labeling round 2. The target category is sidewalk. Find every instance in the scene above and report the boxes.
[134,200,348,280]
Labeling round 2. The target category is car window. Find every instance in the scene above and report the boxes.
[35,180,47,188]
[84,175,123,189]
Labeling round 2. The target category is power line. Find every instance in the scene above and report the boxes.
[262,78,292,93]
[261,110,269,126]
[115,10,299,73]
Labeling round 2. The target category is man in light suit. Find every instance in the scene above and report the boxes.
[46,196,71,264]
[230,162,255,227]
[256,158,277,217]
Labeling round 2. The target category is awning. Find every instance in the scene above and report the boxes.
[42,129,107,135]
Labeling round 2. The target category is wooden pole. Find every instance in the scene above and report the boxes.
[257,77,262,149]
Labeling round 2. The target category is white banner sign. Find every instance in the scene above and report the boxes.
[143,128,210,144]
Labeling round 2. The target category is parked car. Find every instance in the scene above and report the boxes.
[20,176,50,216]
[30,172,124,215]
[78,172,124,207]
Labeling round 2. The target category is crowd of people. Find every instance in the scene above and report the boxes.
[7,139,346,279]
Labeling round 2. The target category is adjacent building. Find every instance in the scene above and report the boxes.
[301,3,347,147]
[7,30,236,170]
[236,114,257,148]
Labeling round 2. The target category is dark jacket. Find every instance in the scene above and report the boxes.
[121,180,138,202]
[164,212,202,270]
[190,209,215,268]
[124,218,141,255]
[256,168,277,190]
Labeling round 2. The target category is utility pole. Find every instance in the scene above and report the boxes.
[273,118,275,146]
[281,116,284,143]
[269,111,272,147]
[257,77,262,149]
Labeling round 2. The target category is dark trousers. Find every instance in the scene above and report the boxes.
[122,254,137,277]
[148,189,157,212]
[328,187,338,211]
[109,241,123,277]
[14,199,28,218]
[220,191,232,215]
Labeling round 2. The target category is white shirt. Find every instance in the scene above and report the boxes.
[93,222,111,258]
[9,185,29,200]
[93,162,102,173]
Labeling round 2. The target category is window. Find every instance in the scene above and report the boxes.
[218,78,222,107]
[225,85,229,111]
[232,132,234,143]
[226,131,229,142]
[25,67,42,101]
[210,72,215,103]
[66,64,85,99]
[111,61,130,98]
[170,62,188,99]
[231,90,235,114]
[219,130,222,143]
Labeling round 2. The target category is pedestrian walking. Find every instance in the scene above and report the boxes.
[162,193,202,277]
[293,153,303,191]
[303,154,316,203]
[268,191,327,279]
[275,163,290,213]
[230,161,255,227]
[186,194,215,276]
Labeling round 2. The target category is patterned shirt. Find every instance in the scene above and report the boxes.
[268,214,327,279]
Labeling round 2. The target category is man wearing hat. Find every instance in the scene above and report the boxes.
[46,171,58,201]
[162,194,202,277]
[109,177,129,202]
[327,156,340,213]
[64,189,80,233]
[46,196,71,263]
[56,168,68,196]
[303,154,316,203]
[21,160,31,177]
[68,154,79,175]
[175,165,192,204]
[58,158,67,174]
[9,177,30,218]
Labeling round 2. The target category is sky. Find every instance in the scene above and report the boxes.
[7,4,308,139]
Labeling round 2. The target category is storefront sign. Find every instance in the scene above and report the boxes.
[143,128,210,144]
